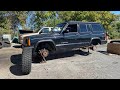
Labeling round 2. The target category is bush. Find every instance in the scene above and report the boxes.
[108,29,120,39]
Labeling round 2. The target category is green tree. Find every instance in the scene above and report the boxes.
[0,11,119,39]
[0,11,29,38]
[58,11,117,30]
[29,11,58,30]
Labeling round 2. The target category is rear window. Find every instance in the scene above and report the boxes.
[91,24,104,32]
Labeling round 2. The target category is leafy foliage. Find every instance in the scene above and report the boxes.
[0,11,120,39]
[58,11,117,30]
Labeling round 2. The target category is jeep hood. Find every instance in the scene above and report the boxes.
[21,33,39,38]
[29,33,56,41]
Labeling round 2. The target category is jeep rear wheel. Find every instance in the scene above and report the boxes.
[90,45,97,51]
[22,47,32,75]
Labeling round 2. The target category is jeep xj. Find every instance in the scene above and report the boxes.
[22,21,107,75]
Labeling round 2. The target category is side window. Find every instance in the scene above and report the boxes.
[91,24,104,32]
[66,24,77,32]
[80,24,88,32]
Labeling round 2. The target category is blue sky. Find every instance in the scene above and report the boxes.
[111,11,120,15]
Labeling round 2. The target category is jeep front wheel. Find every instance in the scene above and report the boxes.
[22,47,32,75]
[36,43,51,62]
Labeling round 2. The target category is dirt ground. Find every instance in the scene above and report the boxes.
[0,43,120,79]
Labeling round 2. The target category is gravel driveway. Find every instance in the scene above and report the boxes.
[0,44,120,79]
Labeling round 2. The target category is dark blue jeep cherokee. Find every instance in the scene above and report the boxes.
[22,21,107,74]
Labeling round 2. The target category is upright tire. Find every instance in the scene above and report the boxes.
[0,42,2,49]
[22,47,32,75]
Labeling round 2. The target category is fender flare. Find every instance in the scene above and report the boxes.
[34,39,56,51]
[90,37,101,45]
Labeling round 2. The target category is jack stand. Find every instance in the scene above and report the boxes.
[39,50,47,63]
[87,47,90,54]
[41,55,46,63]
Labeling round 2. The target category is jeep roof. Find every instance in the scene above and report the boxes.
[61,21,100,24]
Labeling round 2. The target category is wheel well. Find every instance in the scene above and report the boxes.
[91,39,101,45]
[36,42,56,52]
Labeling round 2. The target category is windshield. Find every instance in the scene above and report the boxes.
[52,23,66,33]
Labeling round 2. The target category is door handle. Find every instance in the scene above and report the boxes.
[61,42,68,44]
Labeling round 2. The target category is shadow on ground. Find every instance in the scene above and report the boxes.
[46,50,91,60]
[13,45,21,48]
[10,54,23,76]
[33,50,91,63]
[10,50,91,76]
[97,50,109,55]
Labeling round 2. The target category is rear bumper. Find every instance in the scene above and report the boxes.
[101,40,107,44]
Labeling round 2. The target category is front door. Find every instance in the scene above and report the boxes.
[60,24,81,50]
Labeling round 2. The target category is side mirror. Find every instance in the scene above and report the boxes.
[62,29,69,35]
[66,29,70,33]
[62,28,70,34]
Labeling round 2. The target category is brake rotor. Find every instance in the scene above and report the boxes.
[92,46,97,51]
[39,48,49,57]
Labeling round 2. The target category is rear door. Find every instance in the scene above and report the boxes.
[90,23,105,41]
[78,23,92,46]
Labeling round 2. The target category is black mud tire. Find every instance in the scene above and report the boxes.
[22,47,32,75]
